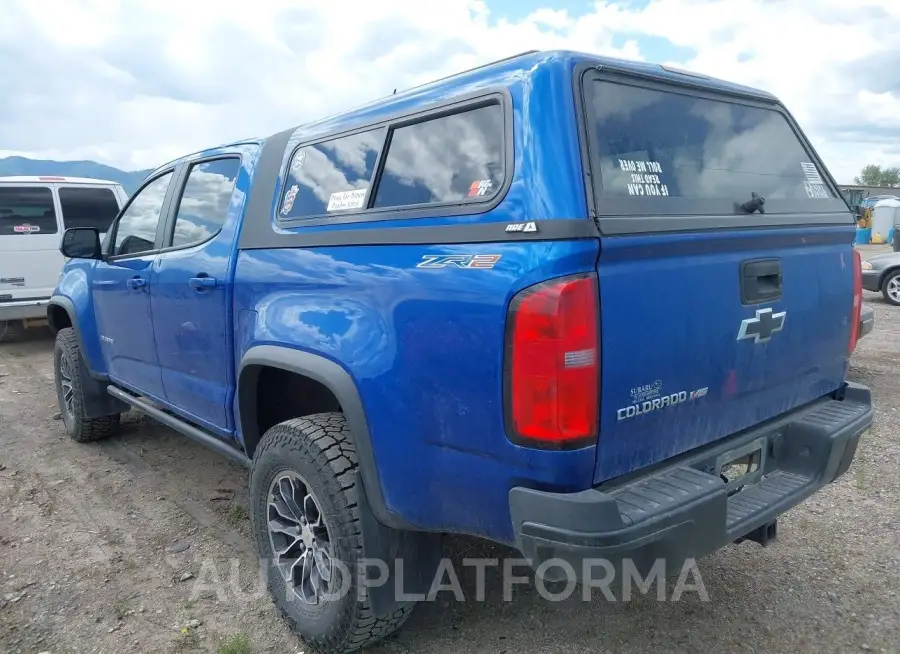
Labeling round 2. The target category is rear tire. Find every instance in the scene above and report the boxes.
[883,270,900,306]
[249,413,415,654]
[54,328,120,442]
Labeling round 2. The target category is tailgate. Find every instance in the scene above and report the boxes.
[578,68,856,483]
[594,227,853,482]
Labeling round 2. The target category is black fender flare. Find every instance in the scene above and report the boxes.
[237,345,414,531]
[47,295,80,339]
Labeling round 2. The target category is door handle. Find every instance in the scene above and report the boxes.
[189,275,218,290]
[740,258,782,304]
[126,276,147,290]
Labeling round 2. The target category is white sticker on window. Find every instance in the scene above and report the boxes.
[805,181,829,199]
[327,189,367,212]
[281,184,299,216]
[801,162,824,185]
[619,159,669,197]
[290,150,306,173]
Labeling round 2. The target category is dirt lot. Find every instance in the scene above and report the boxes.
[2,282,899,653]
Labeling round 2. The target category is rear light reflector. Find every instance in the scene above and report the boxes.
[849,248,862,354]
[505,274,599,448]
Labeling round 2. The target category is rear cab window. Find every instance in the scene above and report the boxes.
[58,186,120,232]
[580,72,850,230]
[0,186,58,235]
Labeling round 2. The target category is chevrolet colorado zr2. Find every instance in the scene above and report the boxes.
[48,50,873,653]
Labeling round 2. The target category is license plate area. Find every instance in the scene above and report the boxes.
[716,436,766,494]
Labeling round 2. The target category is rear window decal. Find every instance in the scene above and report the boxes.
[801,162,828,199]
[290,150,306,173]
[280,184,299,216]
[467,180,494,197]
[801,162,824,185]
[619,159,669,197]
[326,189,366,212]
[13,224,40,233]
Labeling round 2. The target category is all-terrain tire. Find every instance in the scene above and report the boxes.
[249,413,415,654]
[54,327,120,442]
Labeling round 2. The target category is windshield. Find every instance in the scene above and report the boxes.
[584,79,843,216]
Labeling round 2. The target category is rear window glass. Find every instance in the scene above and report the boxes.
[373,104,504,209]
[0,187,58,235]
[279,128,386,220]
[58,187,120,232]
[586,81,834,208]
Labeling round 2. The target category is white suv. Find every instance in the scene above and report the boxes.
[0,176,128,329]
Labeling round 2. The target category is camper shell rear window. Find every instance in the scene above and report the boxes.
[580,72,850,230]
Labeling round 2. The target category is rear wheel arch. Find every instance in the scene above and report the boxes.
[237,345,409,530]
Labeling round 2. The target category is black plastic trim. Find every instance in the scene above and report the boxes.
[502,272,600,451]
[108,385,250,467]
[236,127,296,251]
[241,218,597,250]
[237,345,413,530]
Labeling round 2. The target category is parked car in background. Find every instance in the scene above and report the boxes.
[0,176,127,331]
[862,251,900,305]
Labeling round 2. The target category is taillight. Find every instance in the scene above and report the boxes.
[505,274,599,449]
[849,248,862,354]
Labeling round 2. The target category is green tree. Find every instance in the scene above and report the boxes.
[855,164,900,187]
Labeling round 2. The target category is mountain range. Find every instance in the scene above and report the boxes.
[0,156,151,194]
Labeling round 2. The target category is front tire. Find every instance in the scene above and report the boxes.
[54,328,120,442]
[249,413,415,653]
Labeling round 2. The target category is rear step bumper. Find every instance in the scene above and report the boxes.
[509,382,873,583]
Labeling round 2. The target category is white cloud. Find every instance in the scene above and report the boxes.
[1,0,898,183]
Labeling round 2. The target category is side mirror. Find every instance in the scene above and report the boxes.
[60,227,102,259]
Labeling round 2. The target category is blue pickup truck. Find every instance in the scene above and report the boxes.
[49,50,872,652]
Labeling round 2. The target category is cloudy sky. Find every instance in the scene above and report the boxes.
[1,0,898,183]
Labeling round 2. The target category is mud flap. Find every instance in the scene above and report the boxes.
[357,474,442,617]
[78,354,128,418]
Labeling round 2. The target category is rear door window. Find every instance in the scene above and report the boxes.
[58,187,120,232]
[584,79,846,217]
[0,187,58,235]
[373,104,504,209]
[170,158,241,247]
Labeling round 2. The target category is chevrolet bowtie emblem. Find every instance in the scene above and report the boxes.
[737,308,786,344]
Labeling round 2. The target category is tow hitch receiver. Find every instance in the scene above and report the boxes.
[737,520,778,547]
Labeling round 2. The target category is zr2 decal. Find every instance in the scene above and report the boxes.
[417,254,501,269]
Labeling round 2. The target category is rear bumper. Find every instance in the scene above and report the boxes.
[862,270,881,292]
[0,298,50,321]
[510,383,873,583]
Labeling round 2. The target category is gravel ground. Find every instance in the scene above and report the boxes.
[1,286,898,653]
